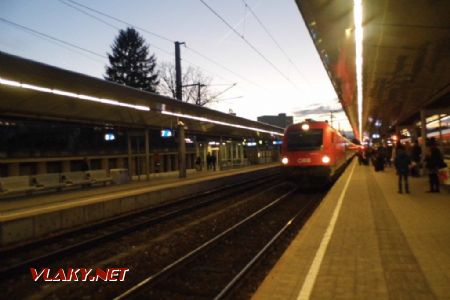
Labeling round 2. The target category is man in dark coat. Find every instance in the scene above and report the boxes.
[211,153,217,171]
[411,141,422,177]
[206,152,212,170]
[395,145,411,194]
[424,144,444,193]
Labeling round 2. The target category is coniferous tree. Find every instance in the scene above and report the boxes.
[105,27,159,93]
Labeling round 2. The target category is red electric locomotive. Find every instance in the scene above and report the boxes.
[281,120,355,184]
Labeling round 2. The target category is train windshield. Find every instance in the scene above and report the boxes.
[287,129,323,151]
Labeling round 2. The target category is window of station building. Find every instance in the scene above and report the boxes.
[47,161,62,174]
[90,159,101,170]
[287,129,323,151]
[19,162,37,176]
[71,160,83,172]
[0,163,8,177]
[108,158,117,169]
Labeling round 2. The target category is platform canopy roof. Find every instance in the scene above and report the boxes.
[0,51,284,140]
[296,0,450,139]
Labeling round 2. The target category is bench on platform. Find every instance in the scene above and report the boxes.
[86,169,113,186]
[33,173,64,191]
[0,176,35,195]
[62,171,91,187]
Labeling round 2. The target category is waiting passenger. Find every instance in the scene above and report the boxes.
[81,157,90,171]
[357,148,363,165]
[206,152,212,170]
[374,146,386,172]
[195,156,202,171]
[424,143,445,193]
[385,145,393,167]
[411,140,422,177]
[211,154,217,171]
[395,144,411,194]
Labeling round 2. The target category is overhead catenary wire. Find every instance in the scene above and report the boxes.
[0,19,105,65]
[209,96,243,103]
[209,83,237,100]
[57,0,174,57]
[60,0,222,85]
[181,57,240,88]
[0,17,174,72]
[241,0,310,85]
[0,17,106,59]
[66,0,174,43]
[3,4,233,91]
[199,0,301,90]
[218,1,253,45]
[59,0,262,90]
[185,46,264,88]
[58,0,120,30]
[0,12,244,106]
[5,1,292,104]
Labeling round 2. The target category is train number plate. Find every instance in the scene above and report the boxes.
[297,158,311,163]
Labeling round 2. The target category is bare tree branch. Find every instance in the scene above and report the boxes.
[157,62,214,106]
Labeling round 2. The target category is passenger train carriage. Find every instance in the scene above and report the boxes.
[281,120,356,184]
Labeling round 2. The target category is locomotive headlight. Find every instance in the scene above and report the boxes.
[301,123,310,131]
[322,155,330,164]
[281,157,289,165]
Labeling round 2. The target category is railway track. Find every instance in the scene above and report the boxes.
[0,174,282,278]
[114,188,322,300]
[0,175,325,300]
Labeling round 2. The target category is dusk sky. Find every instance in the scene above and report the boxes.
[0,0,351,131]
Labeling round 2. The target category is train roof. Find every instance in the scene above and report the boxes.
[286,120,331,130]
[285,121,355,144]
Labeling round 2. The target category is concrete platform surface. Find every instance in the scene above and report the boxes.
[253,160,450,300]
[0,164,278,219]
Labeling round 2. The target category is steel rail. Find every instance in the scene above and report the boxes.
[0,174,282,278]
[214,196,318,299]
[114,187,298,300]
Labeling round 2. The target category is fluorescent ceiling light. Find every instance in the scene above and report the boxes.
[0,75,282,136]
[354,0,363,141]
[0,76,150,111]
[161,110,283,136]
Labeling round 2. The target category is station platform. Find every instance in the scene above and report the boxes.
[0,163,280,248]
[253,160,450,299]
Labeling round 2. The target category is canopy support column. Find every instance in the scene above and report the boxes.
[420,109,427,162]
[178,121,186,178]
[145,128,150,181]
